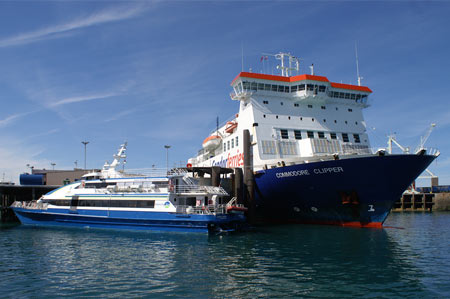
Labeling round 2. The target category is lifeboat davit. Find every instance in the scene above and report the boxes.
[225,121,238,133]
[202,135,222,151]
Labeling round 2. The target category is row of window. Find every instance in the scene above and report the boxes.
[263,114,359,125]
[223,136,239,152]
[330,91,368,101]
[237,81,368,100]
[279,129,361,143]
[262,100,354,113]
[47,199,156,208]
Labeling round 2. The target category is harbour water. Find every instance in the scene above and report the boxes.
[1,213,449,298]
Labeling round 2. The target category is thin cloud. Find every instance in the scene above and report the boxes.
[49,92,118,107]
[0,5,147,48]
[0,111,34,128]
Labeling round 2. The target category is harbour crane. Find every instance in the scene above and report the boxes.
[415,123,436,154]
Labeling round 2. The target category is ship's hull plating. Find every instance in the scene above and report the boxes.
[253,154,435,227]
[11,207,246,233]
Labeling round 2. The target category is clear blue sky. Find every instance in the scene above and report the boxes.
[0,1,449,186]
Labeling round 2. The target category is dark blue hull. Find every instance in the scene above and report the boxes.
[11,208,246,233]
[254,154,435,227]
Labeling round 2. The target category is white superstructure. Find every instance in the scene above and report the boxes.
[189,52,373,170]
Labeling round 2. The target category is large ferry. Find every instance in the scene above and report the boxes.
[11,143,246,233]
[188,52,439,227]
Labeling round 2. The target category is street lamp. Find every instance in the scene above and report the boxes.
[82,141,89,170]
[51,163,56,170]
[164,145,171,174]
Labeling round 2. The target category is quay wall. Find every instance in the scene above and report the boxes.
[434,193,450,211]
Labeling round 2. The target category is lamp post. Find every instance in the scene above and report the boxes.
[164,145,171,174]
[51,163,56,170]
[82,141,89,170]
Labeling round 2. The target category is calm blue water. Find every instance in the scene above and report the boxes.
[1,213,449,298]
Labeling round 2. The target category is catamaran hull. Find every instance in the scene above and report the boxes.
[11,208,246,233]
[253,154,435,227]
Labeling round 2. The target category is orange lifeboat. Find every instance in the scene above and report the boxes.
[225,121,238,134]
[202,135,222,151]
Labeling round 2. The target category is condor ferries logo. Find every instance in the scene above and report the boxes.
[211,150,244,168]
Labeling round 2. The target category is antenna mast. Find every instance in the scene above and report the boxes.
[355,42,363,86]
[263,52,299,77]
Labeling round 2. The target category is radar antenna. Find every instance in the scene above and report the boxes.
[262,52,300,77]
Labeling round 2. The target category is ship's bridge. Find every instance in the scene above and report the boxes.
[230,72,372,107]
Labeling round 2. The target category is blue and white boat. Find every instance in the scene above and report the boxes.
[188,52,439,228]
[11,143,246,233]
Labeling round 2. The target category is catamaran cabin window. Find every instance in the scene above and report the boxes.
[294,130,302,140]
[353,134,361,143]
[307,131,314,138]
[342,133,349,142]
[280,129,289,139]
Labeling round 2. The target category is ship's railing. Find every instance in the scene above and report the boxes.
[173,185,228,195]
[120,168,189,178]
[11,200,48,210]
[175,204,228,215]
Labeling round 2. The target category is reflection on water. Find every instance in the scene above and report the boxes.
[1,213,449,298]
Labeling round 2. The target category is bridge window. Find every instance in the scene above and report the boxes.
[353,134,360,143]
[278,85,284,92]
[351,94,356,99]
[319,85,326,92]
[223,142,226,152]
[243,81,250,90]
[227,140,230,150]
[345,93,350,99]
[318,132,325,139]
[271,84,278,91]
[330,132,337,139]
[307,131,314,138]
[342,133,349,142]
[280,129,289,139]
[298,84,305,91]
[264,84,271,91]
[257,83,264,90]
[231,138,234,148]
[307,84,314,91]
[294,130,302,140]
[251,82,257,90]
[291,85,298,92]
[236,136,239,146]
